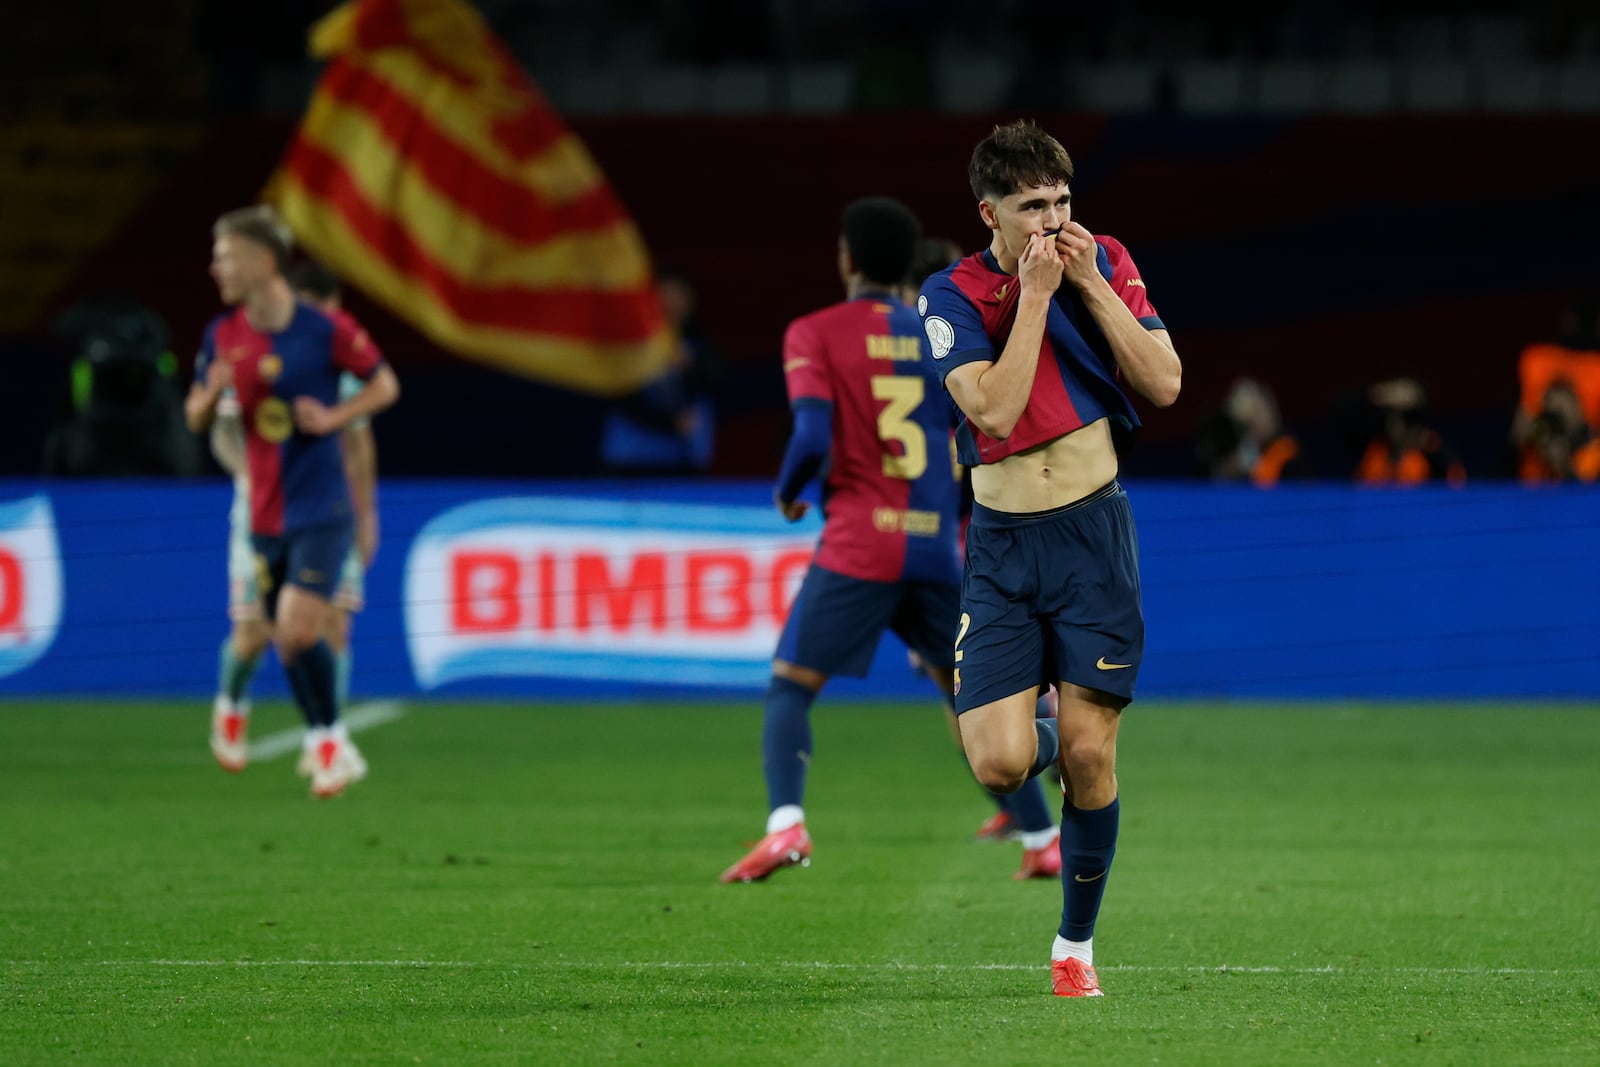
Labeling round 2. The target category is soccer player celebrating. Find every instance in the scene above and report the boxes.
[720,197,1059,886]
[919,121,1181,997]
[204,258,383,781]
[186,206,399,798]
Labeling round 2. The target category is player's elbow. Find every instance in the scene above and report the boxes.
[1147,375,1181,409]
[184,402,212,434]
[372,366,401,410]
[1141,366,1182,409]
[968,403,1021,442]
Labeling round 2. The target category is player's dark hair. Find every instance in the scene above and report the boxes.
[968,120,1075,202]
[288,259,341,302]
[903,236,964,290]
[841,197,922,287]
[213,205,294,273]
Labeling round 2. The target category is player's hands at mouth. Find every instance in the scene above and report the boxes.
[1053,222,1100,291]
[293,396,341,435]
[1018,231,1064,295]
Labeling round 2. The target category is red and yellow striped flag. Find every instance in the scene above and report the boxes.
[264,0,672,395]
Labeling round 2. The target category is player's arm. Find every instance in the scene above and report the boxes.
[342,421,380,564]
[774,317,833,521]
[298,363,399,435]
[184,325,230,433]
[209,395,246,475]
[942,233,1060,441]
[294,316,400,435]
[774,401,831,521]
[1058,224,1181,408]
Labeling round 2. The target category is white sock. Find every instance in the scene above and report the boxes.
[1020,826,1059,851]
[766,805,805,834]
[330,721,350,743]
[1052,935,1093,965]
[305,727,329,750]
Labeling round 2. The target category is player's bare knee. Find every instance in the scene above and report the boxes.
[274,622,318,662]
[971,755,1027,794]
[1061,735,1115,786]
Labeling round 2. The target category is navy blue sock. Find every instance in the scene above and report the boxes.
[1029,717,1060,780]
[283,641,339,729]
[1004,776,1055,834]
[1058,796,1120,941]
[762,676,817,811]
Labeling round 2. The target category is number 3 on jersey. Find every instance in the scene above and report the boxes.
[871,374,927,480]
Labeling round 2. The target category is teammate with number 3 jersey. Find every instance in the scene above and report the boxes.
[720,198,1060,885]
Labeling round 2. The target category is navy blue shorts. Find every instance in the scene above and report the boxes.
[954,482,1143,713]
[250,521,354,620]
[775,564,960,679]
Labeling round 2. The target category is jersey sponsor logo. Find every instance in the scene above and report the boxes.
[872,507,941,536]
[258,354,283,382]
[924,316,955,360]
[255,397,293,443]
[1125,278,1145,288]
[917,295,928,316]
[0,495,64,680]
[782,358,811,374]
[1096,656,1132,670]
[404,499,815,689]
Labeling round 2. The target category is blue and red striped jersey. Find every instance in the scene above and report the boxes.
[196,303,383,535]
[918,234,1163,466]
[782,293,962,585]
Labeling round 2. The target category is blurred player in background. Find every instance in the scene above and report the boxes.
[721,198,1059,885]
[186,206,399,798]
[920,121,1181,996]
[288,261,381,734]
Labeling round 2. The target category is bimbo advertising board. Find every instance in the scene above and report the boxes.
[0,479,1596,700]
[404,496,815,689]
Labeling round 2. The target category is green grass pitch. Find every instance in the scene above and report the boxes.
[2,698,1597,1065]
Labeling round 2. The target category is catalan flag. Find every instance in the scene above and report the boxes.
[263,0,672,395]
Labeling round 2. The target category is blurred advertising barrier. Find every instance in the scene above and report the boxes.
[404,497,813,689]
[0,495,63,680]
[0,479,1595,700]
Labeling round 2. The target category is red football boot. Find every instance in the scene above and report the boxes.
[1014,839,1062,880]
[719,824,812,884]
[974,811,1018,842]
[1051,957,1105,997]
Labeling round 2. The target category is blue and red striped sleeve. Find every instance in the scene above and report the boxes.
[330,309,383,378]
[1099,235,1164,331]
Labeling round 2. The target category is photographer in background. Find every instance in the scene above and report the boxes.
[1339,377,1465,487]
[1520,379,1600,484]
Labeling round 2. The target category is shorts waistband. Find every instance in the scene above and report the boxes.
[969,481,1121,529]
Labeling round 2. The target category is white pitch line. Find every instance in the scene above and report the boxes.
[247,700,406,762]
[95,959,466,968]
[2,960,1580,977]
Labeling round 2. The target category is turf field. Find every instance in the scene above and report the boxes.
[1,699,1597,1065]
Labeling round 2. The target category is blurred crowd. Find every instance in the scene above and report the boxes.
[1193,292,1600,487]
[38,279,1600,487]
